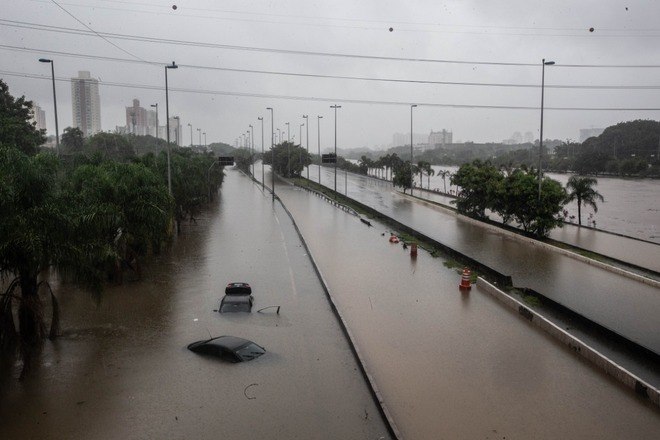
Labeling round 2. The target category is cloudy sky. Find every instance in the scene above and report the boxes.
[2,0,659,150]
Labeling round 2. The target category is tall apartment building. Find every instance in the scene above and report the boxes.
[32,104,46,131]
[71,71,101,137]
[428,129,453,146]
[125,99,148,135]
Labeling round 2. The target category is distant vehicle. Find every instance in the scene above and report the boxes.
[187,336,265,362]
[225,282,252,295]
[220,294,253,313]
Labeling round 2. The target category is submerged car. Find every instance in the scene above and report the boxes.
[219,294,253,313]
[187,336,265,362]
[225,282,252,295]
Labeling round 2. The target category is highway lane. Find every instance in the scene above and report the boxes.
[303,165,660,355]
[269,172,660,439]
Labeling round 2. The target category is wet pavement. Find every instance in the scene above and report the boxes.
[0,169,391,440]
[267,172,660,439]
[305,165,660,355]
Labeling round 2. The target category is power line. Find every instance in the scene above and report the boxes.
[4,70,659,111]
[49,0,148,63]
[3,44,660,90]
[30,0,660,37]
[3,18,660,68]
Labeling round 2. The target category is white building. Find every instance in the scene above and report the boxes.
[71,71,101,137]
[32,104,46,131]
[428,129,453,147]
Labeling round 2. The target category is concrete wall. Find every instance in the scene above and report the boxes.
[477,278,660,408]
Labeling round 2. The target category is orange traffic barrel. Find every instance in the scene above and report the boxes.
[459,267,472,290]
[410,243,418,258]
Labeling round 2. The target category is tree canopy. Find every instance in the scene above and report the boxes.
[0,79,45,156]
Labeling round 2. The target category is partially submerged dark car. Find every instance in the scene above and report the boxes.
[219,294,253,313]
[187,336,265,363]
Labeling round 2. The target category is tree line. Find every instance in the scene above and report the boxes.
[0,79,224,375]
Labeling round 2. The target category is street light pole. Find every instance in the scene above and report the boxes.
[303,115,309,179]
[150,103,158,138]
[38,58,59,156]
[258,116,264,189]
[317,115,323,184]
[330,105,341,193]
[197,128,201,147]
[538,59,555,202]
[285,122,291,177]
[249,124,254,176]
[164,61,178,196]
[267,107,274,201]
[410,104,417,195]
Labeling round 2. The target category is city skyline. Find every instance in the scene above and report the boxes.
[3,1,659,150]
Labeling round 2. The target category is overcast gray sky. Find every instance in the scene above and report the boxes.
[2,0,660,150]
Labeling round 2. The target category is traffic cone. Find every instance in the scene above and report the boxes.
[459,267,472,290]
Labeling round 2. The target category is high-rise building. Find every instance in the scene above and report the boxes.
[428,129,453,146]
[71,71,101,137]
[169,116,181,145]
[31,104,46,131]
[125,99,149,135]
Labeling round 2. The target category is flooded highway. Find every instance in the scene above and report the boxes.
[0,170,390,440]
[268,171,660,439]
[306,165,660,355]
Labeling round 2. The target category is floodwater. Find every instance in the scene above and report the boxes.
[0,170,390,440]
[268,172,660,439]
[307,165,660,355]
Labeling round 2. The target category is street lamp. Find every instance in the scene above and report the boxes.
[150,103,158,138]
[249,124,254,176]
[538,59,555,201]
[410,104,418,195]
[299,123,305,177]
[38,58,59,156]
[285,122,291,177]
[258,116,264,189]
[317,115,323,184]
[303,115,309,179]
[267,107,274,201]
[187,123,193,147]
[197,128,201,147]
[330,105,341,193]
[164,61,178,195]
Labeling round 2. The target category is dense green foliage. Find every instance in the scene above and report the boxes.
[451,160,566,236]
[261,141,311,177]
[0,81,225,372]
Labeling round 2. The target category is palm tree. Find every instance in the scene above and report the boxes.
[565,176,605,226]
[438,170,450,193]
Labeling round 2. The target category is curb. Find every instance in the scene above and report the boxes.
[477,278,660,409]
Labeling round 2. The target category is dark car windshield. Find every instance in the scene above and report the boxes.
[220,296,252,313]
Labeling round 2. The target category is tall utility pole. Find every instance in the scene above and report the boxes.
[317,115,323,184]
[285,122,291,177]
[39,58,60,156]
[330,105,341,193]
[164,61,178,195]
[197,128,201,147]
[249,124,254,176]
[410,104,417,195]
[188,123,193,147]
[303,115,309,179]
[258,116,264,189]
[267,107,274,201]
[538,59,555,202]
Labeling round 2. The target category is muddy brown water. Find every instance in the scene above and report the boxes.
[270,173,660,439]
[0,170,391,440]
